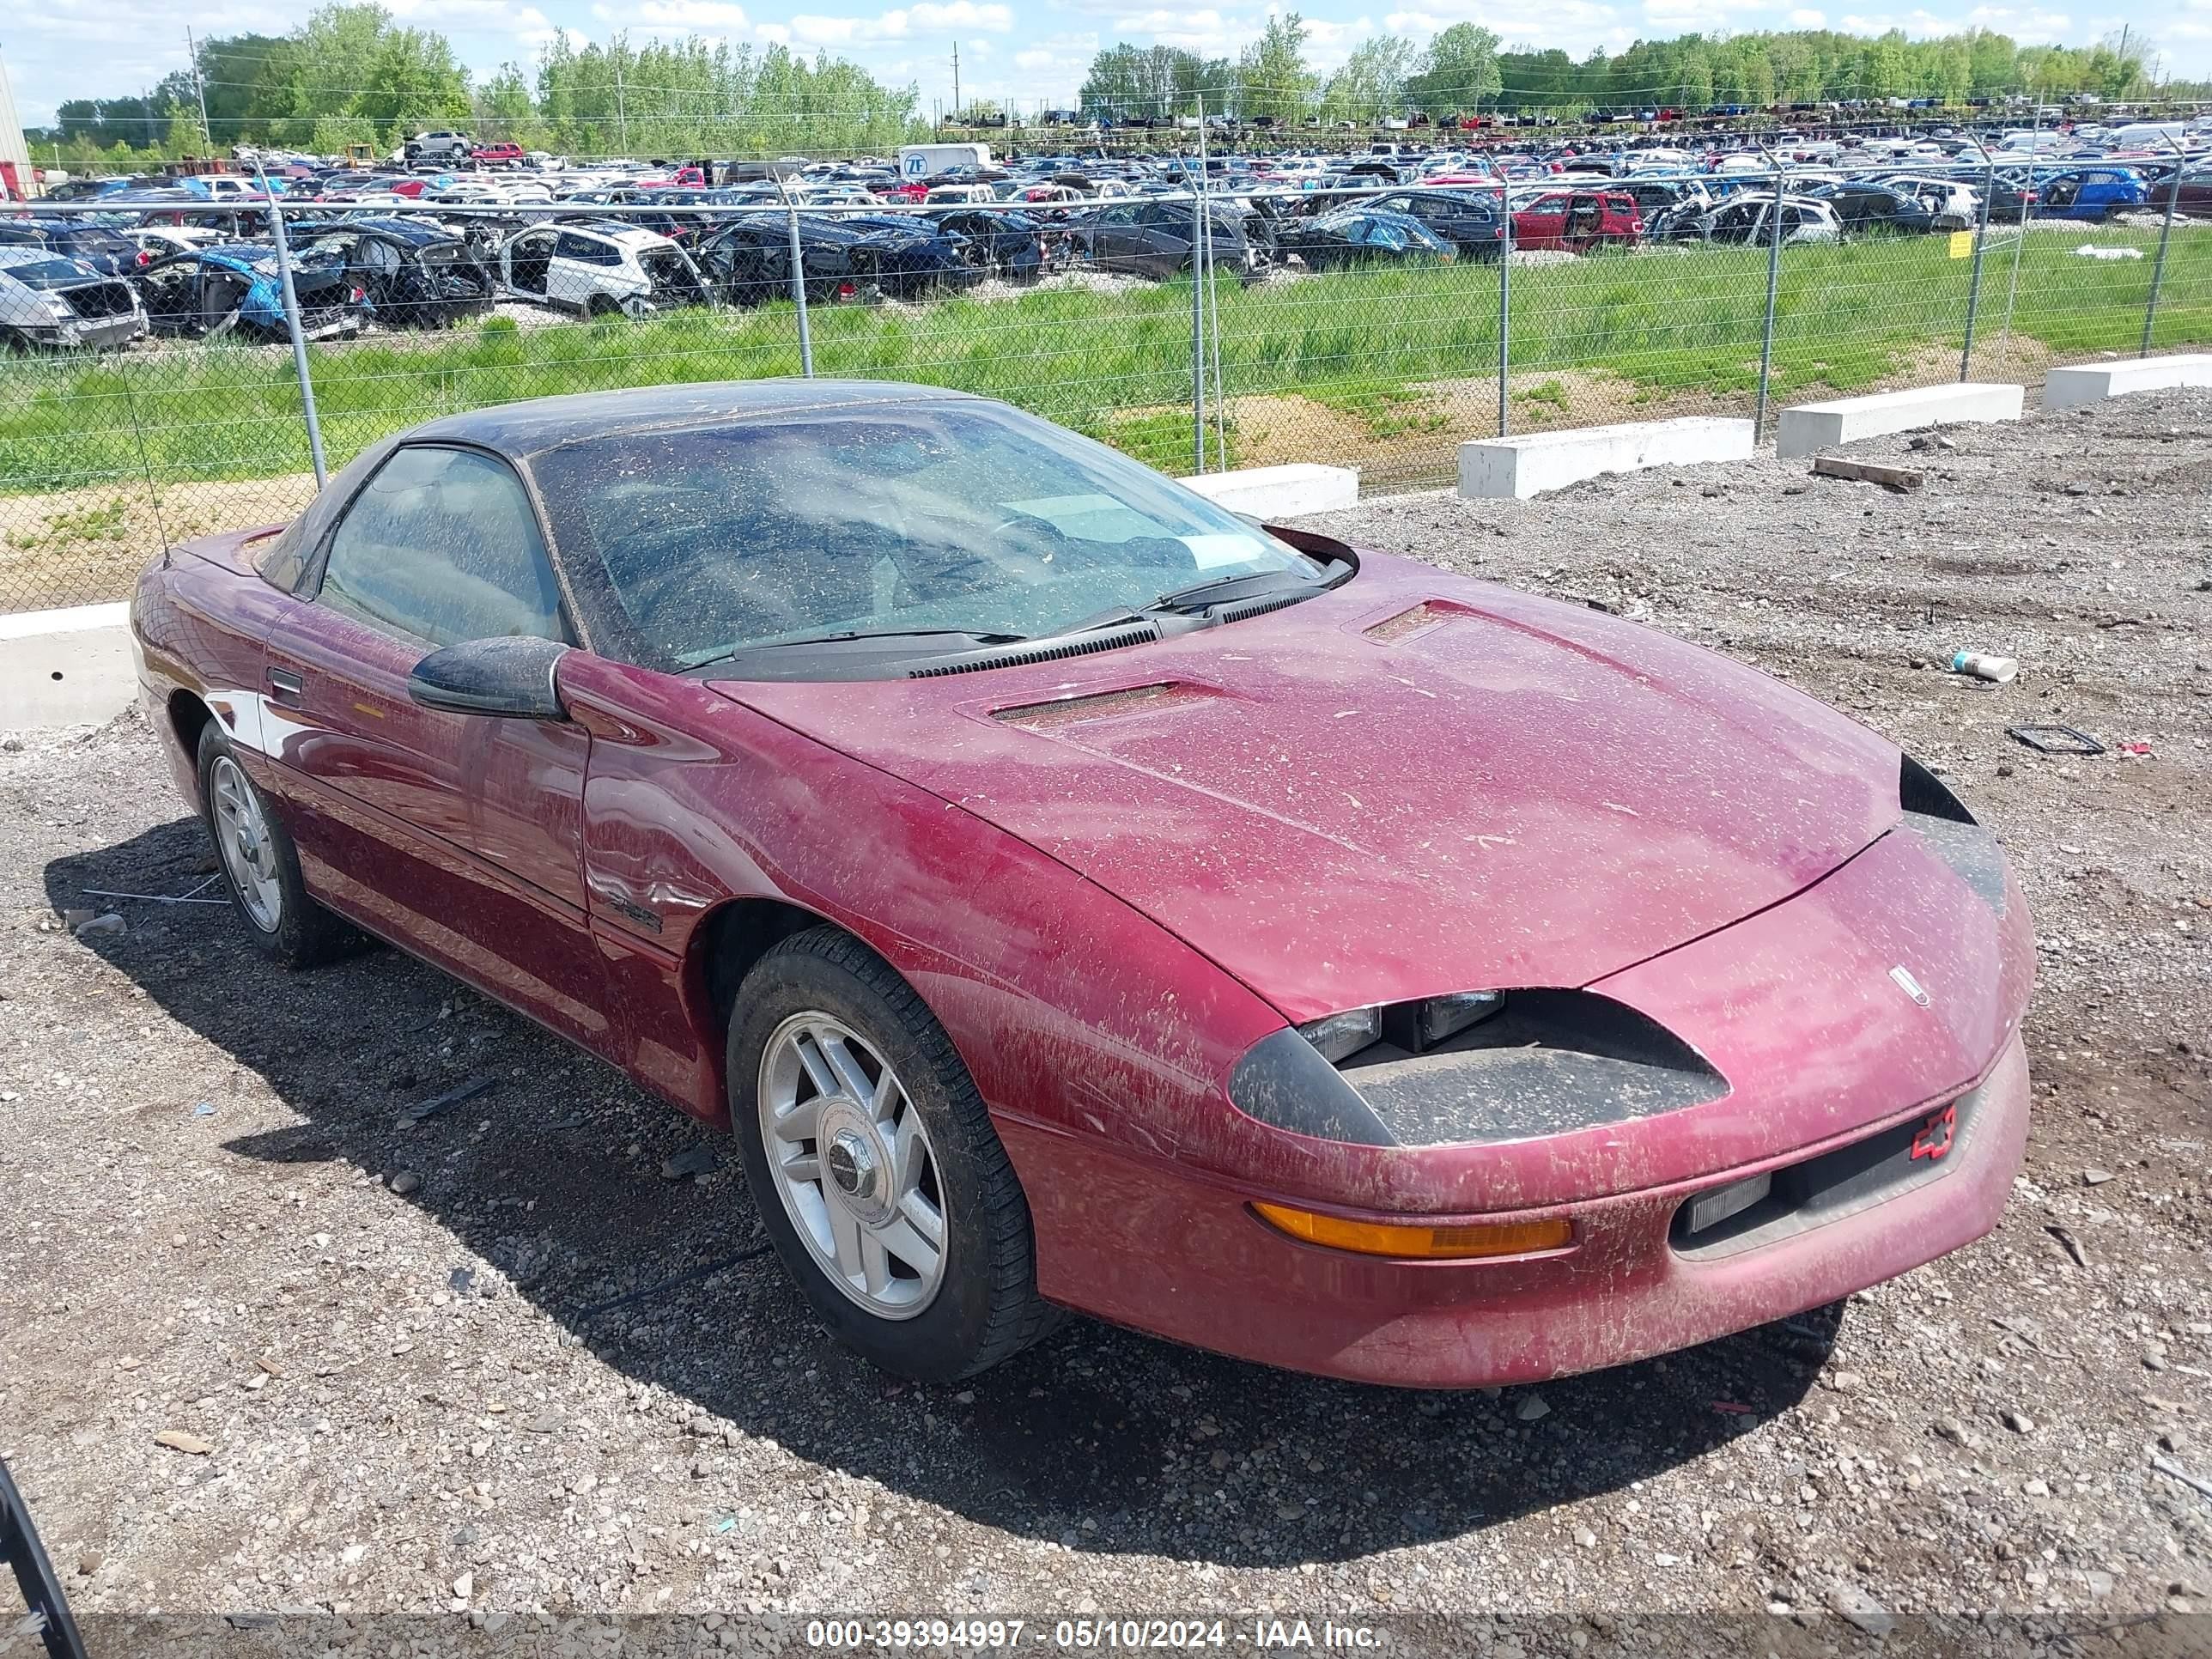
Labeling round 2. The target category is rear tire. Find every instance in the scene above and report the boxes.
[728,927,1055,1382]
[195,722,356,969]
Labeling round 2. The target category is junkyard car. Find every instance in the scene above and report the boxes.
[132,381,2033,1389]
[0,249,148,350]
[1663,194,1842,246]
[1804,181,1938,236]
[1508,187,1643,251]
[0,218,149,276]
[1269,207,1458,270]
[1064,199,1260,279]
[287,217,500,329]
[921,208,1054,283]
[497,221,709,317]
[692,214,866,307]
[1346,188,1505,258]
[135,244,368,341]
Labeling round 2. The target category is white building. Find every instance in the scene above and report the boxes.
[0,48,31,198]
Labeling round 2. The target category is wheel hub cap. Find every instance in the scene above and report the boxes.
[758,1012,947,1319]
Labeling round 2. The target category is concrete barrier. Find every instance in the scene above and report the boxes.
[1776,383,2023,459]
[1456,417,1755,501]
[1180,462,1358,518]
[0,602,137,732]
[2043,354,2212,412]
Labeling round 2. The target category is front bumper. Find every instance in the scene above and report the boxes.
[1003,1029,2027,1389]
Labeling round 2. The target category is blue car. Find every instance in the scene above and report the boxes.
[133,242,367,340]
[2030,166,2149,221]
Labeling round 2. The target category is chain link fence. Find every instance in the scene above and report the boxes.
[2,176,2206,615]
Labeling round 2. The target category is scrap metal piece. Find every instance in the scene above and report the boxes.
[2007,724,2105,756]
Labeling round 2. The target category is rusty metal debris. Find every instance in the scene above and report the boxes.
[2008,724,2106,756]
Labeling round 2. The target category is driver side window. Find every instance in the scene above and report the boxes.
[317,446,572,649]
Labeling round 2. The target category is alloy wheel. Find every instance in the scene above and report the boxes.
[210,755,283,933]
[757,1012,947,1319]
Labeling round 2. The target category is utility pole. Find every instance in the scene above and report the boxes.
[614,49,629,154]
[952,42,961,125]
[186,28,213,153]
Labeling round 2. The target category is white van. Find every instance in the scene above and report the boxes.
[897,143,992,180]
[2109,121,2191,149]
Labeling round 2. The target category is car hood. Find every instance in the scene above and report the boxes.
[717,550,1903,1024]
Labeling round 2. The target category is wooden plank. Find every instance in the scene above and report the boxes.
[1811,456,1925,491]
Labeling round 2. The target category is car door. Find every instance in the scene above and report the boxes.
[550,231,615,309]
[1516,191,1567,249]
[504,227,554,297]
[260,442,616,1057]
[1562,193,1604,251]
[1081,203,1141,270]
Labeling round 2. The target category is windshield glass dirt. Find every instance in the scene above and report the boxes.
[531,401,1319,670]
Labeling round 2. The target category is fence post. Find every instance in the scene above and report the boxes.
[1206,192,1226,471]
[2141,137,2185,358]
[1191,172,1208,473]
[1497,179,1511,438]
[1960,153,1996,381]
[1753,156,1784,446]
[1994,106,2041,371]
[258,173,327,489]
[776,176,814,378]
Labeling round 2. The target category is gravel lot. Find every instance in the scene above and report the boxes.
[2,391,2209,1651]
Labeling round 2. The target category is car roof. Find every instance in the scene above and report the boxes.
[407,380,982,458]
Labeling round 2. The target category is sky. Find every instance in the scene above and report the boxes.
[4,0,2209,128]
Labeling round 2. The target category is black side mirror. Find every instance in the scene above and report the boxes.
[407,635,569,720]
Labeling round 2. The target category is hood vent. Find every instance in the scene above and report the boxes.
[1364,599,1475,643]
[994,681,1222,728]
[908,621,1159,679]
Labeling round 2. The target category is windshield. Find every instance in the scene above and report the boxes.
[531,400,1325,672]
[1,258,98,291]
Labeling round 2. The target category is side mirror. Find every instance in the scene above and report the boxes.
[407,635,569,720]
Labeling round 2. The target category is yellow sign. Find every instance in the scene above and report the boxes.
[1948,230,1975,259]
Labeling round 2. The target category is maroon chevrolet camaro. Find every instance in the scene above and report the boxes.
[131,381,2034,1388]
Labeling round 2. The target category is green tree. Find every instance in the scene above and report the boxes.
[1237,13,1314,123]
[165,109,205,158]
[1407,24,1501,118]
[1322,34,1416,122]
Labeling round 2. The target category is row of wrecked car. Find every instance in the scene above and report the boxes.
[3,152,2114,353]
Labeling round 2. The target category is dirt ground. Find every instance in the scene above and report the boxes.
[1,392,2209,1653]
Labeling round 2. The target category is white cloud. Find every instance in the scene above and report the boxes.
[633,0,752,25]
[787,1,1010,44]
[1788,5,1826,20]
[1835,4,2072,33]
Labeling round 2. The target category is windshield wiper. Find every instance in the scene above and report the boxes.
[690,626,1026,667]
[1148,569,1325,615]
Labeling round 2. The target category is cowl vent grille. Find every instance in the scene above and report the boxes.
[908,621,1159,678]
[1215,591,1309,625]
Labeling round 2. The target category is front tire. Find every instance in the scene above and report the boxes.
[196,722,355,969]
[728,927,1054,1382]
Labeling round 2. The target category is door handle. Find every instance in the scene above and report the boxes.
[267,667,305,707]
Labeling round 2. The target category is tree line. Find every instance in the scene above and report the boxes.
[27,1,2203,173]
[1077,17,2195,122]
[33,2,924,167]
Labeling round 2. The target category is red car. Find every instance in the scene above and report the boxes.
[1510,187,1644,251]
[471,143,525,167]
[131,383,2033,1389]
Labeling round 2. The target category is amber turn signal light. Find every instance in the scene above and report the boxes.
[1250,1202,1573,1261]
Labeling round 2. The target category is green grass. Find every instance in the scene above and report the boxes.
[6,494,131,549]
[1,224,2206,499]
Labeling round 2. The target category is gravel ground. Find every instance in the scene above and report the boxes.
[2,391,2209,1653]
